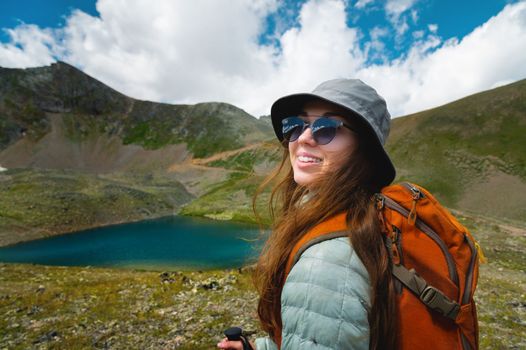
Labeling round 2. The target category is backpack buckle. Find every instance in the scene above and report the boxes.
[420,286,460,320]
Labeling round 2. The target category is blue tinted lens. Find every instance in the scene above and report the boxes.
[311,118,341,145]
[282,117,342,144]
[282,117,305,142]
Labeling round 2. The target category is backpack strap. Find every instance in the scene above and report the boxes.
[289,230,350,270]
[392,263,460,320]
[284,213,349,282]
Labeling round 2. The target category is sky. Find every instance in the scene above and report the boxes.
[0,0,525,118]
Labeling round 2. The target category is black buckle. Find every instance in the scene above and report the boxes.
[420,286,460,320]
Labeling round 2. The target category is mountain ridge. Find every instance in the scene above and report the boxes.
[0,61,273,160]
[385,78,526,220]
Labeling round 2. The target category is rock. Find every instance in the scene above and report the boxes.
[33,330,59,344]
[200,280,220,290]
[160,271,176,283]
[27,305,41,316]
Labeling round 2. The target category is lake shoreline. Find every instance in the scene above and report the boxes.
[0,211,174,248]
[0,210,261,248]
[0,215,261,270]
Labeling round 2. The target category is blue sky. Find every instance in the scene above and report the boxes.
[0,0,97,41]
[257,0,515,63]
[0,0,525,117]
[1,0,512,61]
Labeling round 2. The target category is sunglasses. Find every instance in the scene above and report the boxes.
[281,116,356,145]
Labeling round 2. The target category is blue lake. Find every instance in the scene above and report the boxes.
[0,216,263,270]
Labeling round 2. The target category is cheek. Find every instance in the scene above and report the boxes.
[288,141,297,159]
[323,137,358,155]
[323,136,358,166]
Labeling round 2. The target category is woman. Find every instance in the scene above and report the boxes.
[218,79,398,350]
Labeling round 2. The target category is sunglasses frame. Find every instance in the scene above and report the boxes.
[281,116,356,145]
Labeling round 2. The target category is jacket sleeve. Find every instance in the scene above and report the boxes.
[280,237,371,350]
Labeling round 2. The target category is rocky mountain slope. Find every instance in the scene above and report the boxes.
[0,61,273,168]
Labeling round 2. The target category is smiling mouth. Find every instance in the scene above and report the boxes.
[298,155,322,163]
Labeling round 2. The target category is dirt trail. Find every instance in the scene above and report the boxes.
[191,143,263,166]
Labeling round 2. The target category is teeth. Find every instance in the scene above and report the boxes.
[298,155,322,163]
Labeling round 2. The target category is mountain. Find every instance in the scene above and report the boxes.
[0,61,273,172]
[0,62,274,245]
[386,79,526,222]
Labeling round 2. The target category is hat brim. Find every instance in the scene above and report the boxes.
[270,92,396,187]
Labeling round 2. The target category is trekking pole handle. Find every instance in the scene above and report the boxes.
[224,326,242,341]
[224,327,254,350]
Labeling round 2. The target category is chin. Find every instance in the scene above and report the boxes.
[293,172,318,187]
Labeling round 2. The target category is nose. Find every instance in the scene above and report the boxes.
[297,125,317,145]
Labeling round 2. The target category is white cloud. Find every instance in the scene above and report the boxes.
[385,0,419,36]
[0,24,57,67]
[385,0,418,17]
[412,30,424,39]
[359,1,526,116]
[0,0,525,120]
[428,23,438,33]
[365,26,389,61]
[355,0,375,9]
[58,0,279,106]
[410,9,418,24]
[241,0,365,115]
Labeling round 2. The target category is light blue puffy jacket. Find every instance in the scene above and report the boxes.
[255,236,371,350]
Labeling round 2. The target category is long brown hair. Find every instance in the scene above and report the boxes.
[253,126,398,349]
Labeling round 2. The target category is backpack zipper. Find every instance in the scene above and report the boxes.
[402,182,424,199]
[401,182,423,225]
[463,234,478,304]
[382,195,459,286]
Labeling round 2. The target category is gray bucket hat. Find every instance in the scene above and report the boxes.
[270,78,396,187]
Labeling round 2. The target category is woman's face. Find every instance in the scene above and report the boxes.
[288,99,359,187]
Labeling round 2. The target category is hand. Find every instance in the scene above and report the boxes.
[217,337,244,350]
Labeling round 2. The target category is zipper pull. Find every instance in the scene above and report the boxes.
[474,241,488,264]
[407,185,421,225]
[390,226,401,265]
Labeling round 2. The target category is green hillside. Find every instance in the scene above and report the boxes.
[0,169,193,246]
[386,79,526,222]
[0,62,273,159]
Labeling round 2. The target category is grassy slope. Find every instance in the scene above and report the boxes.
[0,169,194,246]
[0,264,262,350]
[0,211,524,349]
[180,141,281,224]
[386,79,526,221]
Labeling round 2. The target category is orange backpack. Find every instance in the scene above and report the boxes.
[284,182,484,350]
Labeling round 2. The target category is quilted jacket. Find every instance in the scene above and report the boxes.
[255,236,371,350]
